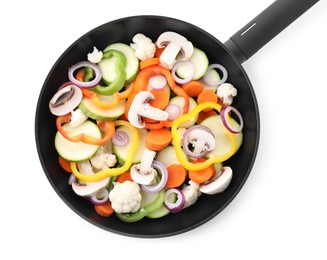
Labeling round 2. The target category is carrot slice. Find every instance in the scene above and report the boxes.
[139,57,160,70]
[94,201,114,217]
[188,158,216,184]
[58,156,72,173]
[197,89,218,111]
[145,128,172,151]
[182,80,204,98]
[165,164,187,189]
[116,171,133,183]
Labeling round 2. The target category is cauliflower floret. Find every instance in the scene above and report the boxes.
[216,83,238,106]
[90,144,117,170]
[182,180,202,208]
[87,46,103,63]
[70,109,88,127]
[77,160,94,175]
[109,181,142,213]
[130,33,156,61]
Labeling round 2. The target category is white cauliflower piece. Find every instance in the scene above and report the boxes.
[182,180,202,208]
[87,47,103,63]
[109,181,142,213]
[130,33,156,61]
[70,109,88,127]
[90,144,117,170]
[216,83,238,106]
[77,160,94,175]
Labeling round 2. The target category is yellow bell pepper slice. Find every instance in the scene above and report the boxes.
[171,102,238,171]
[70,120,138,182]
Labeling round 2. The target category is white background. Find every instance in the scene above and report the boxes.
[1,0,326,259]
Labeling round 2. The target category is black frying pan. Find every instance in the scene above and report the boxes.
[35,0,318,237]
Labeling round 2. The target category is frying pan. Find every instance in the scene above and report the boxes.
[35,0,319,237]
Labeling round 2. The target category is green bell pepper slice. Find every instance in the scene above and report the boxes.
[93,49,127,96]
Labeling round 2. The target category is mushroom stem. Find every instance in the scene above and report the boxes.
[159,42,181,69]
[192,139,208,155]
[188,128,216,155]
[139,148,156,174]
[139,103,169,121]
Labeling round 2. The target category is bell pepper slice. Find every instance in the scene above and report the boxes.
[92,49,127,96]
[56,114,115,145]
[171,102,238,171]
[70,120,139,182]
[82,83,134,110]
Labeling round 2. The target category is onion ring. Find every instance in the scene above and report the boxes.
[112,131,129,147]
[140,160,168,194]
[68,61,102,88]
[171,61,195,84]
[164,188,185,213]
[203,64,228,86]
[220,106,244,134]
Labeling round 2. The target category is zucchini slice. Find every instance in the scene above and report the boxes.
[55,121,101,162]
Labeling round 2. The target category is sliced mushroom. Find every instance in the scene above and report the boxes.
[130,149,157,185]
[72,177,110,197]
[130,164,156,185]
[49,84,83,116]
[199,166,233,195]
[156,31,194,69]
[188,128,216,155]
[128,91,169,128]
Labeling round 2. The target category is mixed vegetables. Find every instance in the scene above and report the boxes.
[49,31,244,221]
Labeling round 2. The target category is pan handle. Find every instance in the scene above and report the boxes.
[224,0,319,64]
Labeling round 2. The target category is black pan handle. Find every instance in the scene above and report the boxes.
[224,0,319,64]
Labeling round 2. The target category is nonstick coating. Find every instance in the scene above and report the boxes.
[35,16,260,238]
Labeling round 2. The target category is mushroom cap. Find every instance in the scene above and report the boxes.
[128,91,154,128]
[188,128,216,151]
[130,164,156,185]
[156,31,194,60]
[49,84,83,116]
[72,177,110,197]
[199,167,233,195]
[128,91,168,128]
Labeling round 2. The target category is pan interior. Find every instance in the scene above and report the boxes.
[35,16,259,238]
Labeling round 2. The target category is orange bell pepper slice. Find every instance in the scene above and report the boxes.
[56,114,115,145]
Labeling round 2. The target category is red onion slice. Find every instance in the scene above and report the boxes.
[164,104,181,120]
[182,125,215,159]
[149,75,167,90]
[171,61,195,84]
[140,160,168,194]
[89,189,109,205]
[112,131,129,147]
[203,64,228,86]
[164,188,185,213]
[220,106,244,134]
[68,61,102,88]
